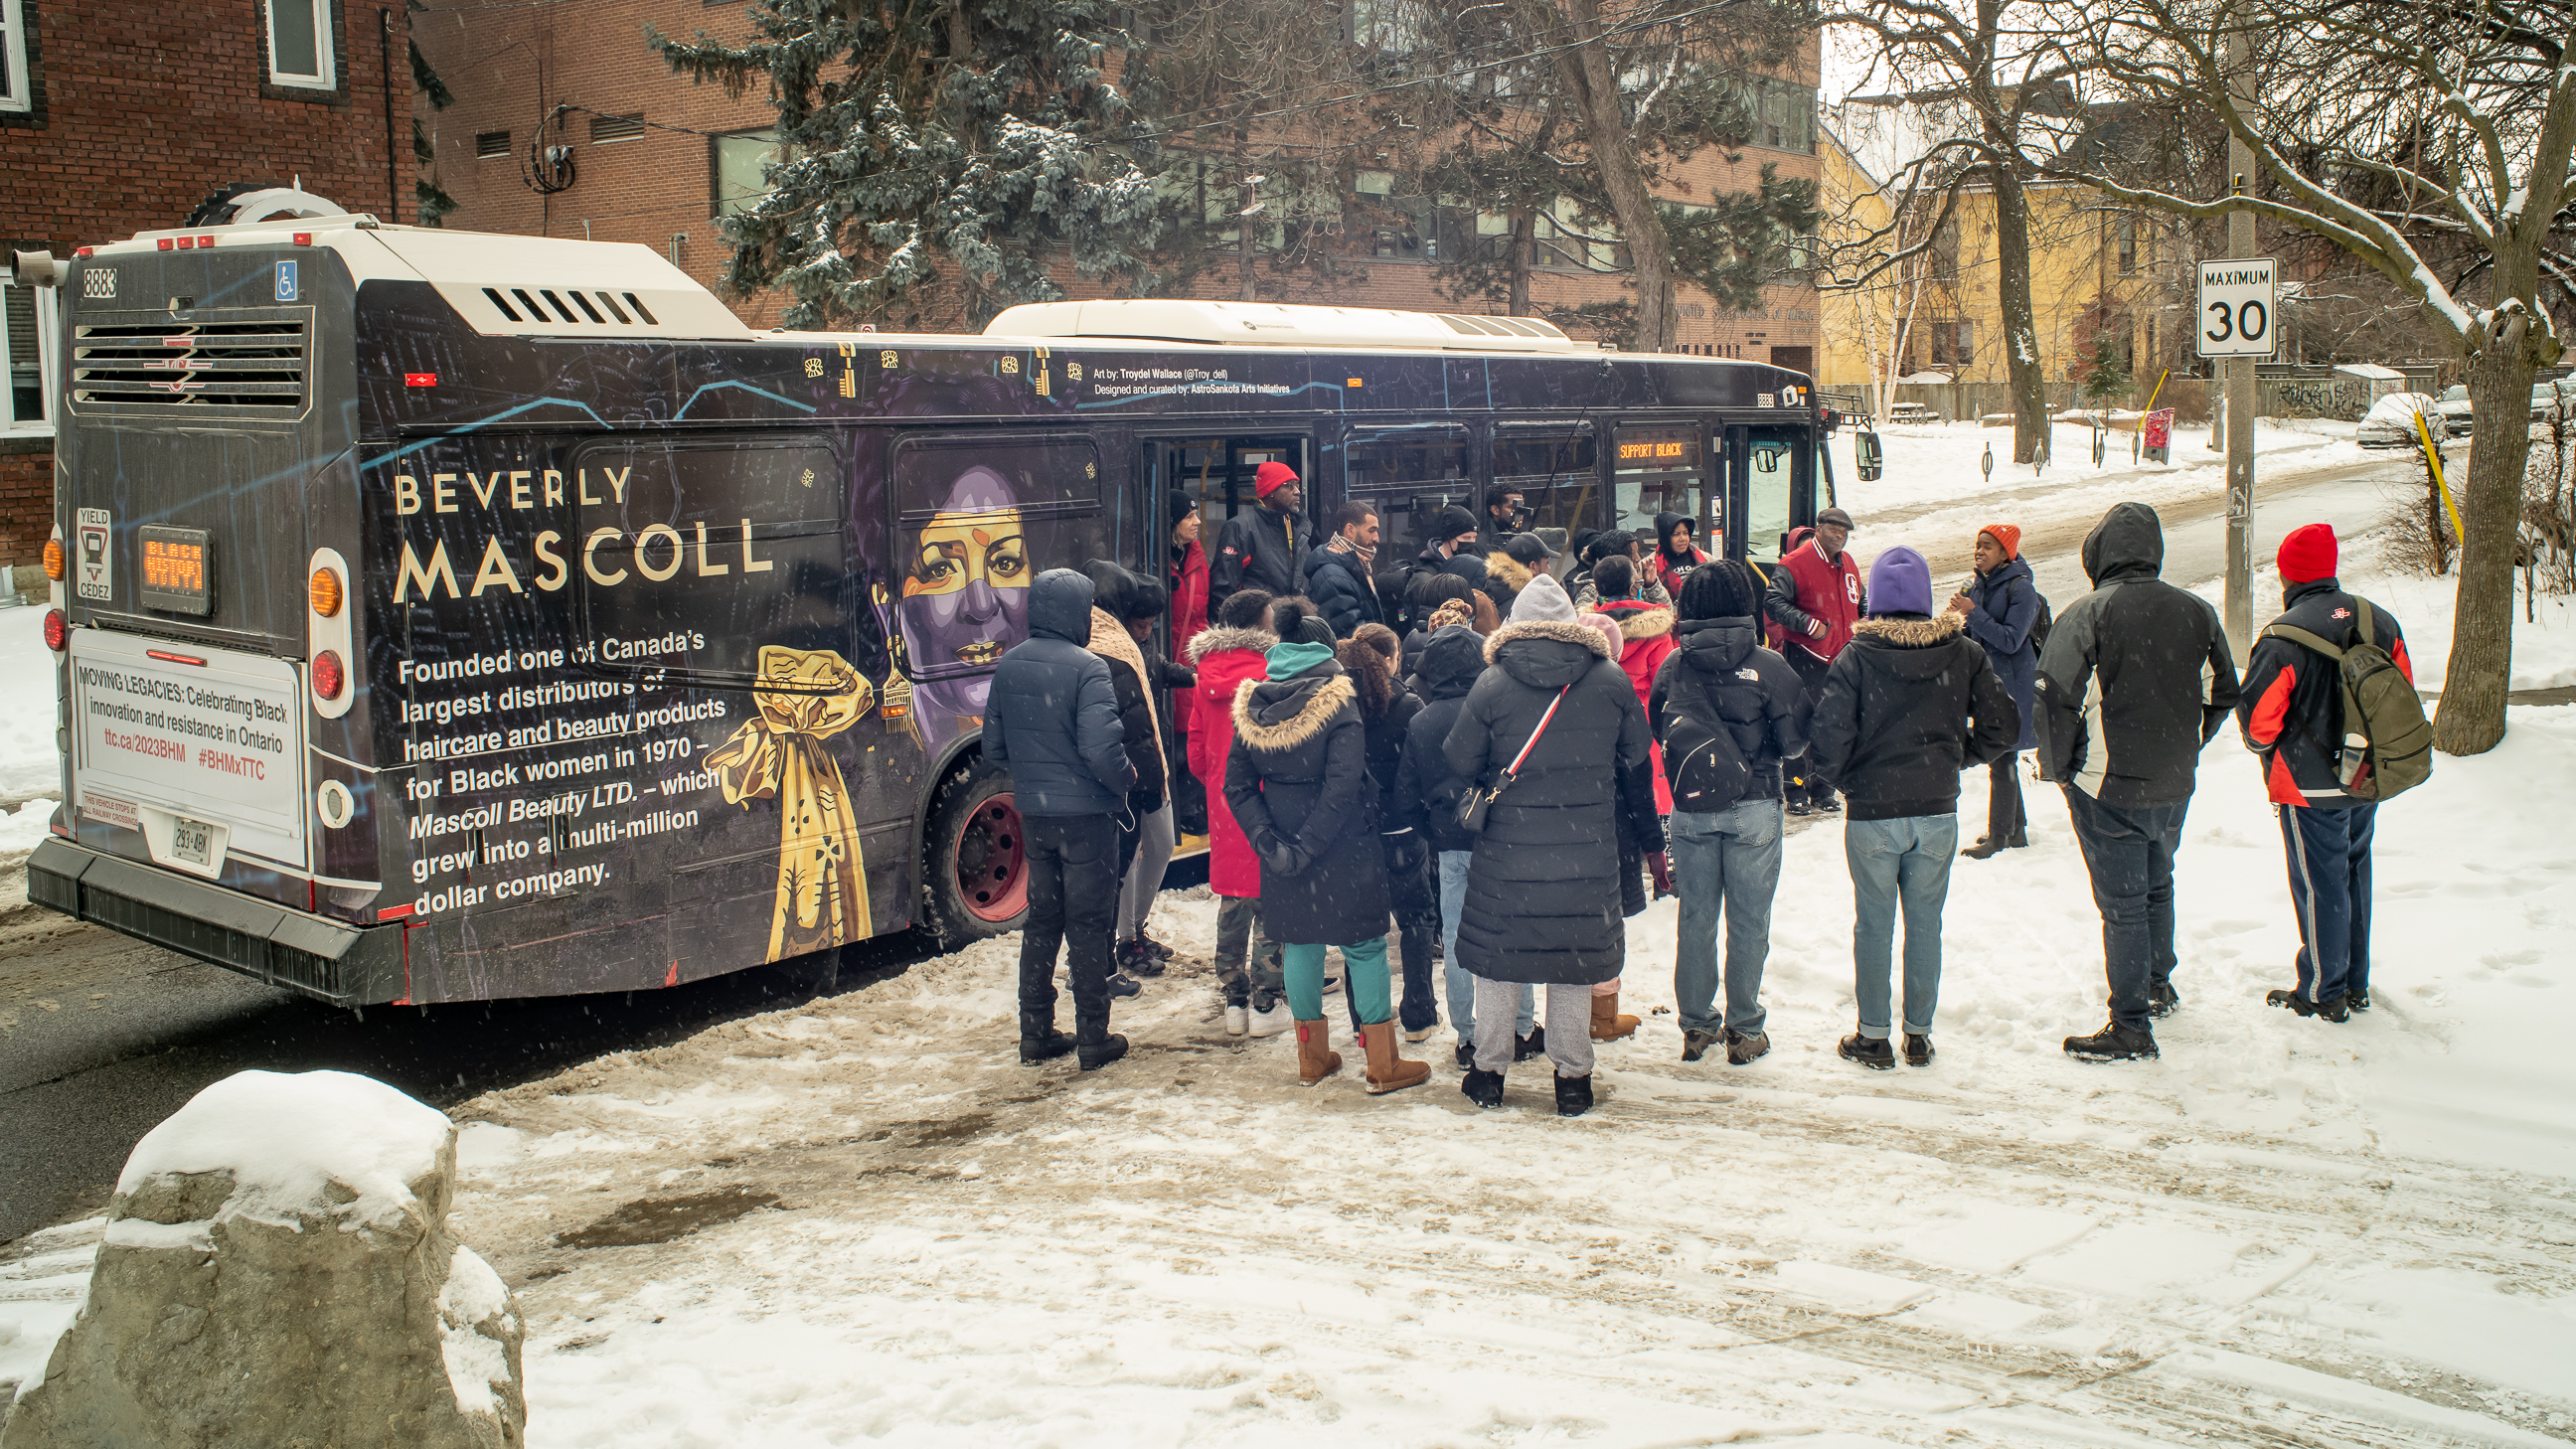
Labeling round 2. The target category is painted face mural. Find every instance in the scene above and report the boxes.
[899,465,1030,718]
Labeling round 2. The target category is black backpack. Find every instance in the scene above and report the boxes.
[2027,586,2054,658]
[1660,669,1753,813]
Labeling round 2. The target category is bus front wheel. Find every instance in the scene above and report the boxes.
[920,757,1030,952]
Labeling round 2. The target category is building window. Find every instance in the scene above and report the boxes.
[2116,218,2137,275]
[711,128,781,217]
[1930,318,1974,369]
[475,129,511,160]
[1,0,32,116]
[1738,78,1815,155]
[2,270,59,438]
[264,0,333,89]
[589,112,644,144]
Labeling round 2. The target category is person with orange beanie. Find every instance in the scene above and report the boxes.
[1949,523,2044,858]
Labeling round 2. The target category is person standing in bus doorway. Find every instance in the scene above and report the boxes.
[1191,589,1289,1037]
[1305,502,1385,638]
[1167,491,1210,735]
[1767,507,1866,815]
[1226,635,1431,1096]
[1209,461,1313,610]
[1652,513,1710,598]
[984,568,1137,1070]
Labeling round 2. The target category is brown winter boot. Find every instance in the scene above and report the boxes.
[1360,1021,1431,1095]
[1295,1019,1343,1086]
[1589,990,1640,1042]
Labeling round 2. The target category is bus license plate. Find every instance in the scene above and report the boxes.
[171,816,215,868]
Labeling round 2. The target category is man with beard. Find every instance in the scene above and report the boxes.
[898,465,1032,746]
[1210,461,1314,609]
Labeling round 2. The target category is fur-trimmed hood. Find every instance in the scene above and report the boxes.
[1852,610,1969,648]
[1483,616,1616,665]
[1485,552,1535,593]
[1593,599,1675,642]
[1485,617,1614,691]
[1089,605,1169,779]
[1231,670,1357,751]
[1187,625,1277,665]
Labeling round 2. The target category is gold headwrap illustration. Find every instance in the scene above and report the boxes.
[707,646,875,962]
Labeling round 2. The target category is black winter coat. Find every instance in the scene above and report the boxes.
[1094,640,1165,813]
[1223,661,1390,945]
[984,570,1136,816]
[1442,618,1656,985]
[1648,614,1812,802]
[1961,555,2041,751]
[1359,685,1423,835]
[1303,545,1383,638]
[1808,611,2017,821]
[1392,625,1486,854]
[2036,503,2244,806]
[1209,503,1313,605]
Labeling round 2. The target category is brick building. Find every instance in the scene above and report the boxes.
[0,0,414,580]
[413,0,1820,362]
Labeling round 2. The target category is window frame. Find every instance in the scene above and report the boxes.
[0,0,34,118]
[708,126,782,219]
[1,269,60,440]
[260,0,338,93]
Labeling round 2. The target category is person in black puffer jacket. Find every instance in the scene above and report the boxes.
[983,568,1137,1070]
[1648,562,1811,1067]
[1442,573,1657,1117]
[1341,624,1440,1044]
[1225,638,1430,1096]
[1302,500,1385,639]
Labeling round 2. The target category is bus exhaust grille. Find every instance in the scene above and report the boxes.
[72,317,310,411]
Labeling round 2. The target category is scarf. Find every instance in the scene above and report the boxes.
[1087,607,1167,784]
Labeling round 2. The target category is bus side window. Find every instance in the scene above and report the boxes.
[886,432,1107,696]
[1746,435,1796,560]
[1491,425,1598,536]
[1347,423,1471,621]
[1610,422,1703,541]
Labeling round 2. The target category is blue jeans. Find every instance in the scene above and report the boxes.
[1440,849,1530,1046]
[1670,798,1785,1037]
[2278,802,2374,1005]
[2064,788,2187,1031]
[1847,814,1958,1038]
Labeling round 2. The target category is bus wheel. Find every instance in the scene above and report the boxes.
[921,758,1029,951]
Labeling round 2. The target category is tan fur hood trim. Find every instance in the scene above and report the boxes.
[1607,603,1676,642]
[1483,617,1615,664]
[1853,611,1969,647]
[1230,673,1356,750]
[1187,625,1277,665]
[1088,607,1167,778]
[1485,554,1534,592]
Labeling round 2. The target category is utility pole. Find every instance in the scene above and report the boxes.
[2221,13,2258,662]
[1237,173,1265,303]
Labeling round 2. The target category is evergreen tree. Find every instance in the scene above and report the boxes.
[2080,330,2133,406]
[410,1,458,226]
[652,0,1170,329]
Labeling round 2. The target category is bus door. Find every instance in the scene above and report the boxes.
[1343,422,1472,628]
[1148,431,1310,619]
[1609,419,1707,556]
[1714,422,1806,565]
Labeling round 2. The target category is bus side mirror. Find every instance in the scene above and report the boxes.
[1857,430,1883,482]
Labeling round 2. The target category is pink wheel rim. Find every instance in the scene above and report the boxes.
[954,794,1028,923]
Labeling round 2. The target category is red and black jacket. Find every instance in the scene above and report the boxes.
[2236,579,2413,808]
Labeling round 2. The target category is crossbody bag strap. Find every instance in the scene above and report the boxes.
[1502,685,1573,781]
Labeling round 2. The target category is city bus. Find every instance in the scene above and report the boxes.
[25,214,1837,1007]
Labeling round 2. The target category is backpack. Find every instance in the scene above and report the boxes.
[2260,597,2433,802]
[2027,588,2054,658]
[1659,668,1754,813]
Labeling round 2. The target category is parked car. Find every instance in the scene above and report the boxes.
[2356,392,2438,448]
[2434,385,2476,436]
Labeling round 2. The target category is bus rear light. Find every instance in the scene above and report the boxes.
[77,246,93,256]
[43,609,68,652]
[42,537,64,581]
[158,238,175,251]
[199,236,216,247]
[312,650,346,701]
[309,566,343,617]
[294,233,312,246]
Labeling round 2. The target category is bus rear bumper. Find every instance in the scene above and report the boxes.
[27,840,404,1008]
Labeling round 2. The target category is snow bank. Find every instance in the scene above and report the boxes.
[116,1069,456,1231]
[1828,415,2364,523]
[0,606,59,804]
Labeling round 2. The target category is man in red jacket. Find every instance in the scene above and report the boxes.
[2236,524,2410,1024]
[1765,507,1865,813]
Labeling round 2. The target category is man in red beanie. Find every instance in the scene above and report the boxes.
[1210,460,1314,611]
[2235,523,2412,1023]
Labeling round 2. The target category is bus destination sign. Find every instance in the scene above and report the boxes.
[138,526,215,615]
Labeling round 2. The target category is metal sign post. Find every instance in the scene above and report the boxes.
[2200,248,2274,662]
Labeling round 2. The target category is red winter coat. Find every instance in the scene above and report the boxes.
[1594,598,1679,812]
[1772,537,1864,668]
[1188,624,1276,896]
[1167,540,1209,734]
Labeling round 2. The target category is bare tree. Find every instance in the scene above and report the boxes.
[2058,0,2576,755]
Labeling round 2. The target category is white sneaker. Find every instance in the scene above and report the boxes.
[1248,1000,1292,1038]
[1224,1005,1249,1036]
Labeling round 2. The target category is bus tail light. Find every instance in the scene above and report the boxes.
[43,537,64,581]
[312,650,346,701]
[43,609,68,652]
[310,566,343,617]
[308,546,356,720]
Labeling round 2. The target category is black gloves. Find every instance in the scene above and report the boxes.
[1253,830,1310,878]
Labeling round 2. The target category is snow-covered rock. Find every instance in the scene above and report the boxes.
[0,1070,524,1449]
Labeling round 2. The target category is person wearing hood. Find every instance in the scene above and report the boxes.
[1768,508,1867,815]
[1480,532,1555,618]
[1651,512,1711,597]
[1189,589,1289,1038]
[1950,524,2044,859]
[2037,503,2242,1063]
[1394,622,1538,1069]
[2236,524,2415,1025]
[1650,562,1811,1066]
[1082,562,1194,986]
[1443,573,1659,1117]
[1303,500,1385,638]
[1808,547,2017,1071]
[1209,461,1314,610]
[1167,491,1210,731]
[1225,636,1432,1095]
[1400,571,1478,678]
[1342,625,1441,1042]
[984,568,1139,1070]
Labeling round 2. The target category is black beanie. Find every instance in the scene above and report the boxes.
[1169,490,1198,527]
[1680,560,1758,620]
[1430,505,1479,542]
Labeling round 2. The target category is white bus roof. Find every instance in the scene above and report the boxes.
[985,299,1588,352]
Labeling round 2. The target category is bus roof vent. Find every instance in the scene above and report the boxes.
[71,313,309,414]
[983,299,1580,353]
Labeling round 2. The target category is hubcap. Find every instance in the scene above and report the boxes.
[953,793,1028,923]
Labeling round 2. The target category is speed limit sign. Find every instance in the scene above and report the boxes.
[2197,257,2277,358]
